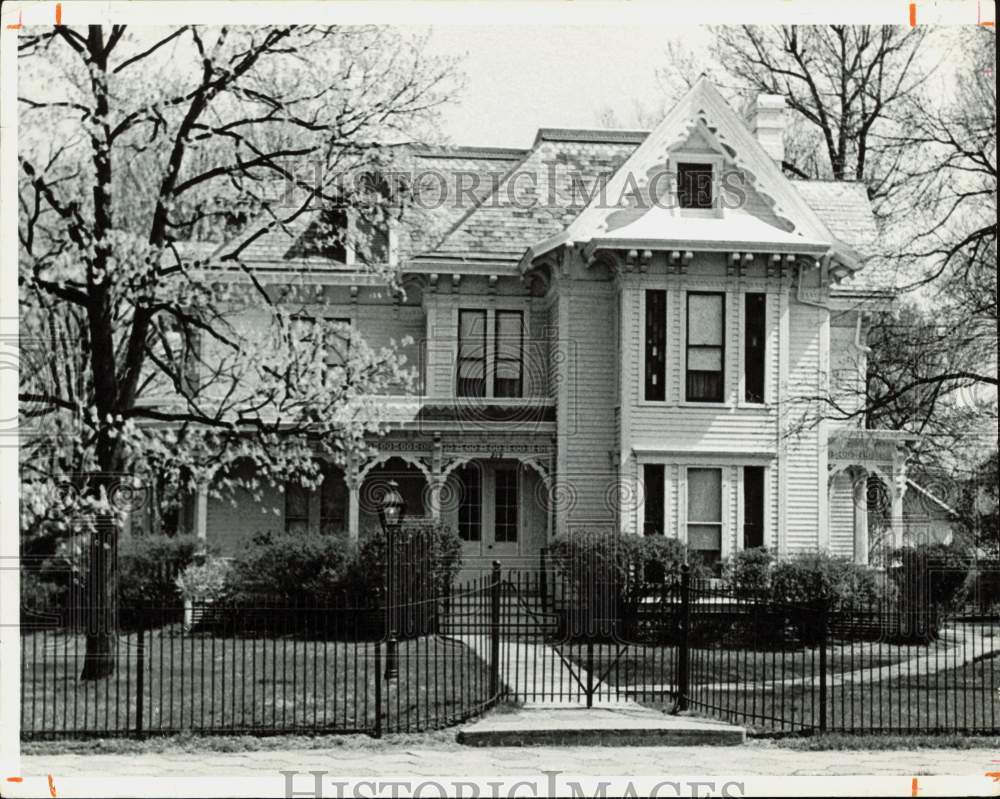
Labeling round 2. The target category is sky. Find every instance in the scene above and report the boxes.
[423,26,712,148]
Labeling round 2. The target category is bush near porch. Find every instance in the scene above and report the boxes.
[201,522,462,638]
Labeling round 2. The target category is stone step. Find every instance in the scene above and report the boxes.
[457,707,746,747]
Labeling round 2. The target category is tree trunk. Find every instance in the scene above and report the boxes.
[80,504,118,681]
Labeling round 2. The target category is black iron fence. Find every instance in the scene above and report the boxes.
[21,561,1000,739]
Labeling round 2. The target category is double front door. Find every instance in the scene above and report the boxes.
[454,461,520,561]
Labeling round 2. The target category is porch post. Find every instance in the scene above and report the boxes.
[891,458,908,548]
[852,468,869,565]
[194,485,208,541]
[347,480,360,542]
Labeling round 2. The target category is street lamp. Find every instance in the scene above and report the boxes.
[379,480,406,681]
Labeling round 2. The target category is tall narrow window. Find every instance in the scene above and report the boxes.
[494,466,519,543]
[644,290,666,401]
[677,163,714,209]
[744,293,766,403]
[643,464,665,535]
[284,482,310,534]
[291,315,351,377]
[320,463,348,536]
[457,310,487,397]
[457,465,482,542]
[686,292,725,402]
[743,466,765,549]
[493,311,524,398]
[687,468,722,570]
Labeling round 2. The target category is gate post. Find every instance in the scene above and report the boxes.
[673,564,691,713]
[374,637,384,738]
[490,560,502,700]
[818,606,828,732]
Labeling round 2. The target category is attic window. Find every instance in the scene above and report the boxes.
[677,163,714,210]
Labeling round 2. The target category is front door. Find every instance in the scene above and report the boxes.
[455,461,521,567]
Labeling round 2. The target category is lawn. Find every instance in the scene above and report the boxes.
[649,653,1000,734]
[21,626,493,738]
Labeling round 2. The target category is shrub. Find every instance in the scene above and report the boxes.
[723,547,775,599]
[223,531,351,607]
[769,551,883,646]
[175,557,233,604]
[888,543,973,612]
[117,534,205,629]
[961,560,1000,614]
[20,569,66,626]
[547,530,702,640]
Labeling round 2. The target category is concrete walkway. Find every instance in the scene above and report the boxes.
[450,636,637,706]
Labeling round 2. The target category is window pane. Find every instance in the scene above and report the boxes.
[688,294,723,346]
[688,524,722,551]
[457,466,482,542]
[745,293,766,403]
[459,359,485,379]
[688,468,722,522]
[458,310,487,398]
[643,464,665,535]
[743,466,765,549]
[285,482,310,533]
[494,311,523,399]
[677,163,714,210]
[688,348,722,371]
[644,290,666,401]
[494,468,518,543]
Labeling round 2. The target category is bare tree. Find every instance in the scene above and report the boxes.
[711,25,930,213]
[17,24,456,678]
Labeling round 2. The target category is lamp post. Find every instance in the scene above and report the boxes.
[379,480,406,682]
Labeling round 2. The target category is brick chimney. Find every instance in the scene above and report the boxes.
[747,94,786,165]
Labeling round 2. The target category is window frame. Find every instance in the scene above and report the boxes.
[457,309,488,398]
[742,465,766,550]
[676,162,715,210]
[290,314,352,380]
[643,463,666,535]
[284,481,311,535]
[668,153,724,218]
[685,291,726,403]
[456,464,483,543]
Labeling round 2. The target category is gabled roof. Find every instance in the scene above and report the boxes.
[521,77,845,269]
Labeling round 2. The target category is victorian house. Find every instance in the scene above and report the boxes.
[163,78,936,573]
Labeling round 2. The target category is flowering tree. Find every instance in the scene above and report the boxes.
[17,24,456,678]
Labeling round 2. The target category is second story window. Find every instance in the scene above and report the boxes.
[744,293,766,403]
[644,290,666,401]
[677,163,714,210]
[686,292,725,402]
[494,311,524,398]
[458,309,487,397]
[457,308,525,399]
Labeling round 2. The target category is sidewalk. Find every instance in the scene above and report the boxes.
[18,740,997,777]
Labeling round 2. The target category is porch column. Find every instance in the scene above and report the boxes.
[194,485,209,541]
[852,468,869,565]
[891,460,908,548]
[347,478,360,542]
[428,436,443,522]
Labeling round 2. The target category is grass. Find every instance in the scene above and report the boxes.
[22,625,493,738]
[647,652,1000,735]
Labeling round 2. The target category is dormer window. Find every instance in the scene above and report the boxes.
[677,163,714,210]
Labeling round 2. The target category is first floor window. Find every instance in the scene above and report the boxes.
[687,468,722,570]
[285,482,310,534]
[743,466,765,549]
[643,464,665,535]
[494,466,519,543]
[457,465,482,542]
[320,464,348,536]
[686,292,725,402]
[457,309,488,397]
